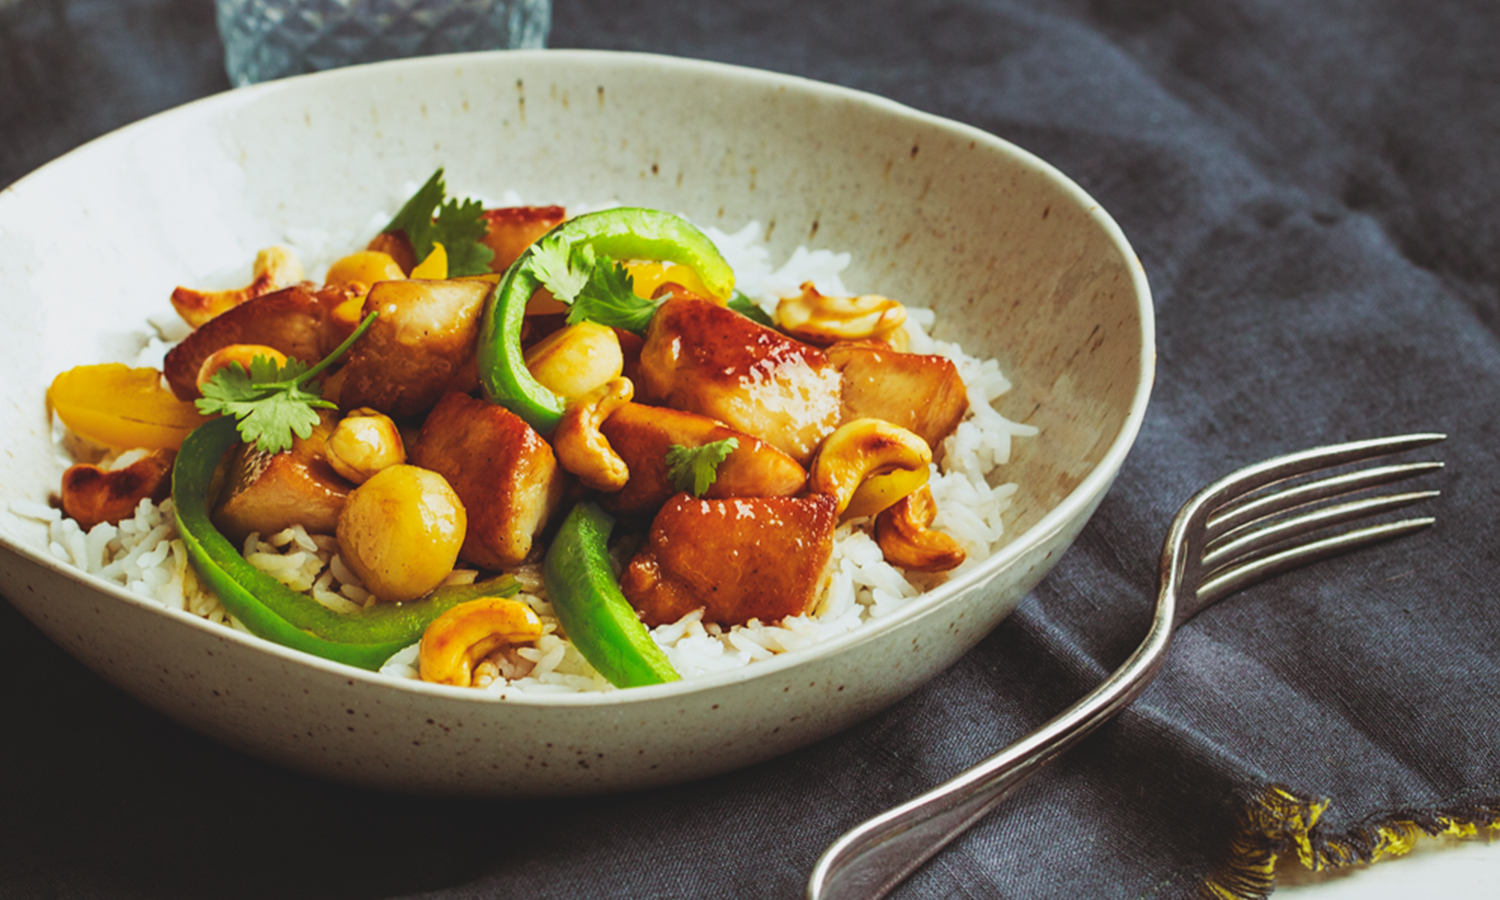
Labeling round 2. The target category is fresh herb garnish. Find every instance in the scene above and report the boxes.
[727,290,775,327]
[529,237,659,333]
[570,254,655,332]
[664,438,739,496]
[529,236,771,335]
[528,236,592,302]
[383,169,494,277]
[195,312,379,454]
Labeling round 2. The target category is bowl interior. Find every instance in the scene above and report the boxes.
[0,50,1151,700]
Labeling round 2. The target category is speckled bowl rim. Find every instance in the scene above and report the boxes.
[0,48,1155,709]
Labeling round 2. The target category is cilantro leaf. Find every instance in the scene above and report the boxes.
[664,438,739,496]
[382,168,494,277]
[196,359,258,408]
[233,384,328,455]
[195,358,332,455]
[530,237,591,303]
[526,238,659,333]
[383,169,446,246]
[727,291,776,327]
[195,312,378,455]
[568,255,658,333]
[433,195,494,276]
[251,353,303,385]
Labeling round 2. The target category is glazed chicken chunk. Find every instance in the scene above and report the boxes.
[163,284,344,401]
[409,391,565,570]
[636,297,842,465]
[480,205,567,273]
[620,493,838,627]
[825,342,969,451]
[212,409,352,545]
[599,402,808,517]
[338,279,491,419]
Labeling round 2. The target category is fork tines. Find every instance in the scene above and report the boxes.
[1195,433,1445,604]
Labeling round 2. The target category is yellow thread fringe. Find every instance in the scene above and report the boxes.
[1199,784,1500,900]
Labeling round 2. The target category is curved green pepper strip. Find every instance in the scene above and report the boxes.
[543,501,680,688]
[172,416,505,670]
[477,207,735,434]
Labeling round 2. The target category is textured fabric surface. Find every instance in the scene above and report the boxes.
[2,0,1497,897]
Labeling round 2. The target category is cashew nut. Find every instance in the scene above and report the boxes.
[326,408,406,484]
[874,483,967,572]
[843,465,931,520]
[61,449,175,531]
[552,378,634,491]
[418,596,545,687]
[810,418,932,517]
[776,282,907,346]
[171,246,305,329]
[195,343,289,391]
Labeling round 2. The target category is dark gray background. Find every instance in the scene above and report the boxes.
[3,1,1497,897]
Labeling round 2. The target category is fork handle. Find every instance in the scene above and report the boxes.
[805,607,1175,900]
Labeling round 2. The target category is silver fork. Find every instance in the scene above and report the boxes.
[807,433,1446,900]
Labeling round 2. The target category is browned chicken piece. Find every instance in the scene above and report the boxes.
[599,402,807,517]
[481,206,567,273]
[824,342,969,451]
[409,392,565,570]
[615,327,644,384]
[212,410,353,545]
[61,450,175,531]
[163,284,344,401]
[621,493,838,627]
[337,279,490,419]
[636,297,842,465]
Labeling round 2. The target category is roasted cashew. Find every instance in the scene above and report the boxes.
[195,343,289,391]
[61,449,175,531]
[171,246,305,329]
[874,483,967,572]
[776,282,907,346]
[810,418,932,517]
[552,378,634,491]
[326,408,406,484]
[843,465,931,520]
[418,596,545,687]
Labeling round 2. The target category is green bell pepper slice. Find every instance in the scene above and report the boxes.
[476,207,734,435]
[172,415,502,670]
[543,501,680,688]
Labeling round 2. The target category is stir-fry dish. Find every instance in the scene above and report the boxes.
[32,170,1034,692]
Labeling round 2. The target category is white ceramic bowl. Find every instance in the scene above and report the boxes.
[0,50,1152,797]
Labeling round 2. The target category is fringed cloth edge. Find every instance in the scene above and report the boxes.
[1198,784,1500,900]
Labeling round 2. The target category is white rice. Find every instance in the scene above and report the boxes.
[12,495,236,627]
[11,219,1037,694]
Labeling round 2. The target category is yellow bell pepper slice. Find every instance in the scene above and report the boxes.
[410,243,448,280]
[48,364,212,450]
[624,260,715,303]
